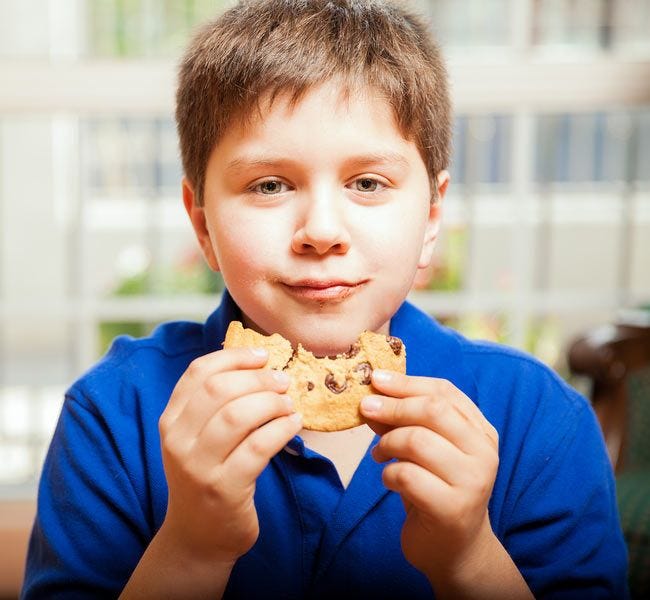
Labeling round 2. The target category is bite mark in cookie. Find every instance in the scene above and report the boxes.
[223,322,406,431]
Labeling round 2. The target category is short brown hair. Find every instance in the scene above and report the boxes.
[176,0,452,205]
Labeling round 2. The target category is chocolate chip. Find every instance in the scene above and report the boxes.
[325,373,347,394]
[307,381,314,391]
[353,362,372,385]
[344,342,361,358]
[387,336,402,356]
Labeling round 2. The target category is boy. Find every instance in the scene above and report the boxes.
[23,0,627,598]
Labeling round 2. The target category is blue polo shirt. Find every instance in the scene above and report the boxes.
[22,291,628,598]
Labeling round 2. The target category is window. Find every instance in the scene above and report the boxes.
[1,0,649,494]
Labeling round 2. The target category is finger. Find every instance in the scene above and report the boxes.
[371,371,487,431]
[371,425,461,485]
[222,413,303,486]
[162,347,270,426]
[175,368,290,438]
[364,418,393,437]
[381,460,451,516]
[192,391,295,467]
[361,393,488,455]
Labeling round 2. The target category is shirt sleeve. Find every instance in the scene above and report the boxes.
[21,391,153,599]
[501,398,629,599]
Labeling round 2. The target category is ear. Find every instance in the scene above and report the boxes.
[417,170,450,269]
[182,177,220,272]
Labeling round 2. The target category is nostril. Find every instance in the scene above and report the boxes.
[291,212,351,255]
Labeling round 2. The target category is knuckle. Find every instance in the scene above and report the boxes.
[203,375,221,397]
[394,463,415,490]
[488,424,500,446]
[466,460,496,496]
[468,473,491,498]
[158,413,170,435]
[487,450,500,474]
[434,378,455,398]
[246,433,267,458]
[403,427,424,454]
[187,357,205,378]
[393,398,412,422]
[423,397,444,423]
[220,403,243,428]
[161,431,187,463]
[440,378,455,394]
[384,461,413,491]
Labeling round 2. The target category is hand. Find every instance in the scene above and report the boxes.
[360,370,500,588]
[157,348,302,566]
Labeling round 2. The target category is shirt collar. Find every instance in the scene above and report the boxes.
[203,289,241,354]
[390,300,479,403]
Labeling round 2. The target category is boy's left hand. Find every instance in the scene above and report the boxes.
[360,370,500,590]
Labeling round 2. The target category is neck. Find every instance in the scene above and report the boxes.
[301,425,376,488]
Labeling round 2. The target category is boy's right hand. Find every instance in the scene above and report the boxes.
[157,347,301,566]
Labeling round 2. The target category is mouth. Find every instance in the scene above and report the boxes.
[280,279,368,302]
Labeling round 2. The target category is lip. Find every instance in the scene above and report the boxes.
[281,279,367,301]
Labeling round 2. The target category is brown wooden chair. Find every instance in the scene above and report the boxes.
[568,318,650,599]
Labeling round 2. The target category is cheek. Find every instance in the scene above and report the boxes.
[365,210,427,268]
[212,210,283,279]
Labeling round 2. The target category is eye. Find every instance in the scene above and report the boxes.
[253,180,290,195]
[354,178,383,192]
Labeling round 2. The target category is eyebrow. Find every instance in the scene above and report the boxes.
[225,156,294,175]
[224,151,410,174]
[343,152,410,171]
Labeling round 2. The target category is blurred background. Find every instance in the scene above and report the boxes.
[0,0,649,594]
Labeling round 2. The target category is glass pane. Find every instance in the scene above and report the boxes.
[451,115,512,186]
[82,117,182,197]
[535,109,650,184]
[532,0,607,51]
[0,1,51,58]
[79,115,222,301]
[84,0,229,58]
[546,221,621,292]
[612,0,650,53]
[417,0,512,53]
[533,0,650,56]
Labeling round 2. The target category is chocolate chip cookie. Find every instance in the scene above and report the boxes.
[223,321,406,431]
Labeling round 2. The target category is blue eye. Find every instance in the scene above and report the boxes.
[355,178,380,192]
[255,180,288,194]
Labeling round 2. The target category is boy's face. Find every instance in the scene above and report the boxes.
[184,81,448,356]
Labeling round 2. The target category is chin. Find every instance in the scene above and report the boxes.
[298,338,354,358]
[285,316,389,357]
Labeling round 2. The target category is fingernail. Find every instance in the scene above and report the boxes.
[282,394,294,411]
[372,369,392,384]
[370,444,380,461]
[361,396,382,414]
[272,370,290,385]
[250,347,268,358]
[289,412,303,424]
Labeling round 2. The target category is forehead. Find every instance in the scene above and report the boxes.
[215,80,415,160]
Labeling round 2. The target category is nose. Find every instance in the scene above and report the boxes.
[291,189,351,256]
